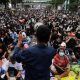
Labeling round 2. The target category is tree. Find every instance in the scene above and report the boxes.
[11,0,22,4]
[50,0,79,11]
[50,0,64,8]
[11,0,22,8]
[16,0,22,3]
[69,0,79,11]
[0,0,9,8]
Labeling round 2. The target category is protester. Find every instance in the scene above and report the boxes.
[0,8,80,80]
[12,25,55,80]
[7,57,23,80]
[0,40,9,80]
[50,45,70,78]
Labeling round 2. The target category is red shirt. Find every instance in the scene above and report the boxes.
[53,54,69,68]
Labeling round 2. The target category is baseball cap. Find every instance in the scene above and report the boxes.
[60,42,66,47]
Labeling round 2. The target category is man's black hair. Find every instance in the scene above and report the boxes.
[36,25,51,43]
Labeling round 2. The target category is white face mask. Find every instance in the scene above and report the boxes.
[59,52,65,56]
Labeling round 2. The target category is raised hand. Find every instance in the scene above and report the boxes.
[17,31,23,47]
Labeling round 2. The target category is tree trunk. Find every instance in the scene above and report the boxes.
[4,2,8,9]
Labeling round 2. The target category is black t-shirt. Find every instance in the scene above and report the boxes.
[8,67,18,77]
[0,44,6,59]
[73,47,80,59]
[76,32,80,39]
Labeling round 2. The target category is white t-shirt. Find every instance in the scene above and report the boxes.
[2,58,9,72]
[9,62,23,71]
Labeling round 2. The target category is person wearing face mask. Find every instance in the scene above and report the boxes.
[58,42,70,59]
[50,43,70,78]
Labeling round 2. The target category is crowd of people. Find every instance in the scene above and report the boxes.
[0,8,80,80]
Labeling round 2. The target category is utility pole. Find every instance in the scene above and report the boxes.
[55,0,56,9]
[67,0,70,10]
[64,0,67,10]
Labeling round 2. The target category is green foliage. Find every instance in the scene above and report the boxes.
[69,0,79,11]
[51,0,64,5]
[0,0,22,4]
[50,0,64,8]
[11,0,22,3]
[16,0,22,3]
[0,0,9,4]
[0,0,9,8]
[50,0,80,11]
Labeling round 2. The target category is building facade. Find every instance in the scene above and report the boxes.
[22,0,51,9]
